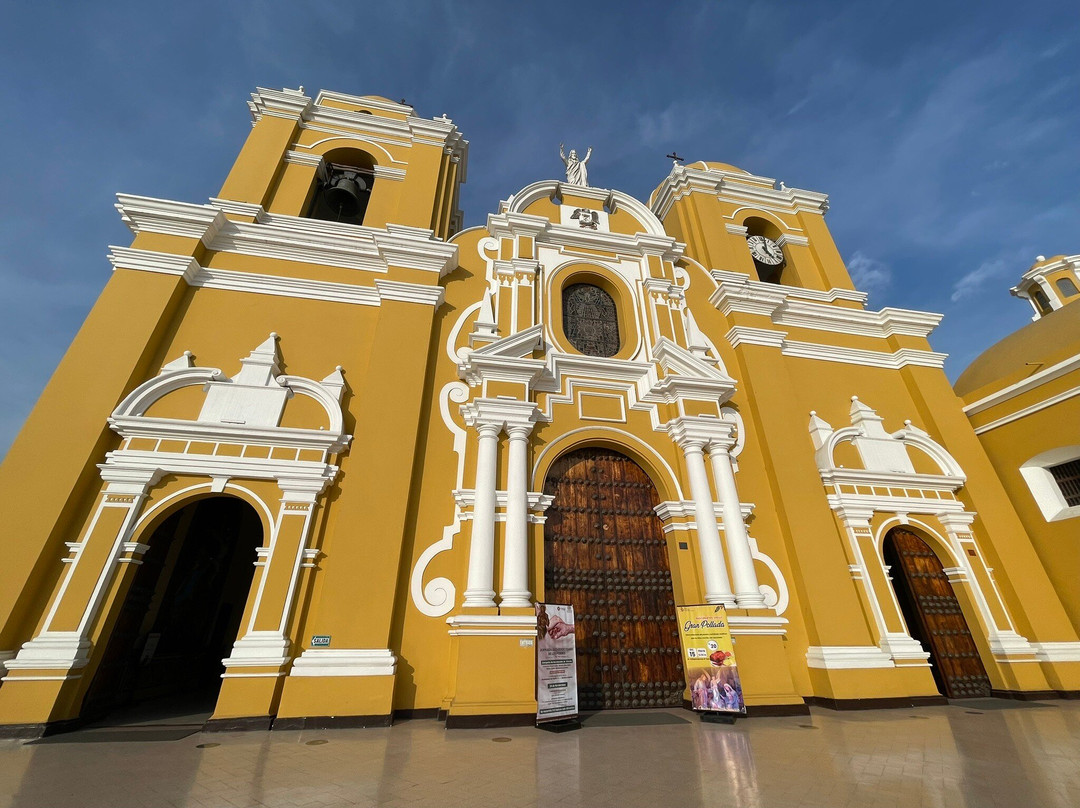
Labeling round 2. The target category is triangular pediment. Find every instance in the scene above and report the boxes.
[652,337,733,383]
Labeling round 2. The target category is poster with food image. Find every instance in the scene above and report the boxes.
[677,604,746,714]
[535,603,578,722]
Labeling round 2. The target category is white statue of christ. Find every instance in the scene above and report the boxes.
[559,143,593,187]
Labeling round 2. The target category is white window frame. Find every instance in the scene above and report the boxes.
[1020,445,1080,522]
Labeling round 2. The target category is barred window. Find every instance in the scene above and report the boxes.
[1050,459,1080,507]
[562,283,620,357]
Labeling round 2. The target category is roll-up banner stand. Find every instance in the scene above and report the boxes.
[677,604,745,723]
[535,603,581,730]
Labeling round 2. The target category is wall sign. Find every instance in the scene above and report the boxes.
[311,635,331,647]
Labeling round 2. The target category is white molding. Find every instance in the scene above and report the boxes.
[222,632,290,668]
[192,266,381,306]
[783,341,947,369]
[710,270,868,304]
[115,194,227,243]
[988,631,1038,660]
[878,633,931,664]
[728,616,788,636]
[963,354,1080,415]
[1018,446,1080,522]
[974,386,1080,435]
[650,163,830,221]
[375,278,445,307]
[115,195,458,277]
[805,645,894,669]
[289,648,397,677]
[3,632,92,672]
[108,247,200,282]
[726,326,786,349]
[655,500,754,522]
[446,614,538,637]
[1032,641,1080,663]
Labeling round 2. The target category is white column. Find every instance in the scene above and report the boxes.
[464,422,500,608]
[709,444,766,609]
[682,439,735,607]
[500,424,533,607]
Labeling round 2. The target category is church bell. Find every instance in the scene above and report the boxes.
[323,170,369,219]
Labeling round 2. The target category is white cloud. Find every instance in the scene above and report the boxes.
[846,251,892,295]
[950,257,1013,302]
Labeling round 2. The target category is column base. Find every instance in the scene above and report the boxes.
[277,669,396,722]
[445,615,537,725]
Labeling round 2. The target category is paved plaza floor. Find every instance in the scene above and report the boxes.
[1,700,1078,808]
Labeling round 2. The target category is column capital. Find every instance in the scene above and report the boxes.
[277,475,332,502]
[98,464,164,496]
[834,506,876,527]
[938,511,977,531]
[461,397,541,433]
[668,415,736,451]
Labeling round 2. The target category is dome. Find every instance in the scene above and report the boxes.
[954,304,1080,400]
[691,160,750,175]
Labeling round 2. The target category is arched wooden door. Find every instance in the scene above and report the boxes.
[543,447,684,710]
[884,528,992,699]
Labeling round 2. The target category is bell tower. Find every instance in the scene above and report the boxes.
[1011,254,1080,319]
[0,87,469,732]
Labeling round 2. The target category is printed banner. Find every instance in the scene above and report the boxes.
[677,604,746,714]
[535,603,578,722]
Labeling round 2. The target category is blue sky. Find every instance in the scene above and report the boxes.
[2,2,1078,456]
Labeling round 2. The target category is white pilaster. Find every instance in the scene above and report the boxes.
[681,439,735,607]
[708,443,766,608]
[464,422,500,608]
[500,424,533,607]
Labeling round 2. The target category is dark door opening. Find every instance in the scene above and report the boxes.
[543,447,684,711]
[81,496,262,723]
[883,527,992,699]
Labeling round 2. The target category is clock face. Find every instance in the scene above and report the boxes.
[747,235,784,266]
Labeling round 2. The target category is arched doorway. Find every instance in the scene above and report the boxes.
[883,527,992,698]
[81,496,263,722]
[543,447,683,710]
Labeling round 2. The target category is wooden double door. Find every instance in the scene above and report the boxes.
[543,448,684,711]
[884,528,992,699]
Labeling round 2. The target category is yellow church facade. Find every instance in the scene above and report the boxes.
[0,87,1077,736]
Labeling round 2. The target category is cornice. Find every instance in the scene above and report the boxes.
[963,353,1080,416]
[724,326,947,369]
[108,247,447,310]
[115,196,458,276]
[460,397,542,430]
[820,467,964,492]
[116,194,227,243]
[109,415,352,454]
[666,415,737,448]
[248,87,313,123]
[710,270,868,305]
[650,164,830,221]
[711,275,943,342]
[108,247,200,282]
[375,279,445,307]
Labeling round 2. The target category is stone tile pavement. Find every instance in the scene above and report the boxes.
[1,700,1078,808]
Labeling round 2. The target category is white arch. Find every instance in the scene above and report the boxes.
[113,367,223,418]
[300,135,398,165]
[530,425,684,500]
[505,180,668,237]
[131,481,276,539]
[277,375,345,435]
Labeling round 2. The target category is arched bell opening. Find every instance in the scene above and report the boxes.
[80,496,263,724]
[306,148,376,226]
[541,446,684,711]
[743,215,789,285]
[882,527,992,699]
